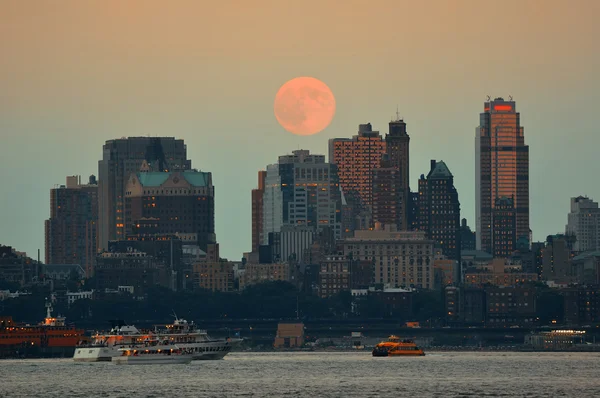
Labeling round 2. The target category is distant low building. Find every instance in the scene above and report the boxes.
[525,330,587,350]
[368,287,414,319]
[274,322,304,348]
[464,258,538,287]
[541,234,576,283]
[95,251,168,293]
[0,245,39,286]
[572,251,600,285]
[445,285,536,327]
[66,290,94,307]
[240,263,290,290]
[434,259,456,289]
[318,256,350,298]
[563,286,600,325]
[485,286,536,326]
[44,264,85,281]
[192,244,234,292]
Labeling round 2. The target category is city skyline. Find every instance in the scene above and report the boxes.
[1,1,600,261]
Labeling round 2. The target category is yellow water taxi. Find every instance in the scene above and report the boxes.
[372,335,425,357]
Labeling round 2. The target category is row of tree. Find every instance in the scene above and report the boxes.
[0,281,447,328]
[1,280,567,329]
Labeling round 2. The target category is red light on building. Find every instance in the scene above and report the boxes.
[493,105,512,111]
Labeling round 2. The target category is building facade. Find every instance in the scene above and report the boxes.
[417,160,461,264]
[192,244,234,292]
[262,149,342,243]
[45,175,98,277]
[340,226,435,290]
[385,117,410,229]
[240,263,290,290]
[460,218,476,251]
[124,168,215,251]
[541,235,575,283]
[98,137,191,250]
[280,225,317,264]
[318,256,350,298]
[566,196,600,253]
[329,123,387,210]
[372,155,405,230]
[95,251,167,292]
[492,197,517,258]
[476,98,529,253]
[251,171,267,253]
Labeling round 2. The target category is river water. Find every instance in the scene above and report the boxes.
[1,351,599,397]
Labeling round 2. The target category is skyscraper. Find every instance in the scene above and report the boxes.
[262,149,343,243]
[566,196,600,253]
[385,116,410,229]
[329,123,387,210]
[372,154,404,229]
[417,160,461,264]
[45,175,98,276]
[98,137,191,250]
[124,167,215,251]
[251,171,267,253]
[492,197,516,258]
[476,97,529,254]
[460,218,476,251]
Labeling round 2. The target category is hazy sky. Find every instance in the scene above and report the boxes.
[1,0,599,261]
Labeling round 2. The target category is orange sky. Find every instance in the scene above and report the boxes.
[1,0,599,259]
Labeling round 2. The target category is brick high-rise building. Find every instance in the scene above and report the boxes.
[385,116,410,229]
[372,154,404,229]
[124,168,215,251]
[329,123,386,210]
[476,98,529,254]
[492,197,517,258]
[98,137,191,250]
[251,171,266,252]
[45,175,98,276]
[417,160,461,264]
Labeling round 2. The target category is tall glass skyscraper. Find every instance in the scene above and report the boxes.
[476,97,529,254]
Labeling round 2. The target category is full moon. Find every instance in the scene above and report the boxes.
[274,76,336,136]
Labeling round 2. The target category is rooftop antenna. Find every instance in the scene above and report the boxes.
[396,105,401,121]
[508,95,513,101]
[486,95,491,101]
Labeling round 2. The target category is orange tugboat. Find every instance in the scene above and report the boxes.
[372,335,425,357]
[0,301,85,358]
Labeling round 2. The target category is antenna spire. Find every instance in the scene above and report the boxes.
[395,105,401,121]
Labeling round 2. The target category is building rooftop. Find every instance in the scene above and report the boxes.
[428,160,453,179]
[136,170,211,187]
[461,250,494,259]
[572,251,600,261]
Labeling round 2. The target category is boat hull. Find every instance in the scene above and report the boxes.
[73,346,117,362]
[388,350,425,356]
[73,339,241,362]
[112,355,192,365]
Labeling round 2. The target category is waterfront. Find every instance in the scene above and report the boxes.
[1,352,600,397]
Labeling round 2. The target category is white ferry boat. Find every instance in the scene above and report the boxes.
[112,345,193,365]
[73,317,241,362]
